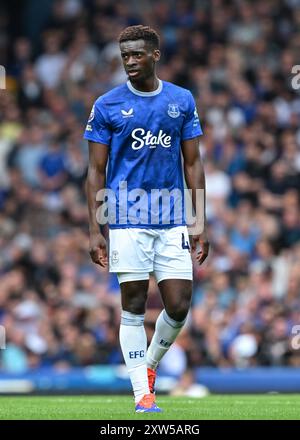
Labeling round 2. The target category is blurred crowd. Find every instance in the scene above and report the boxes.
[0,0,300,375]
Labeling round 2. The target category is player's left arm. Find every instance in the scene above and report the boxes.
[181,137,209,265]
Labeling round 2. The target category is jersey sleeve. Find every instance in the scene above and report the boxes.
[83,99,112,145]
[181,92,203,141]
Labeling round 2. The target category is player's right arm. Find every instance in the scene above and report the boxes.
[86,141,109,267]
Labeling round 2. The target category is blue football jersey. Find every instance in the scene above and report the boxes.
[84,79,203,229]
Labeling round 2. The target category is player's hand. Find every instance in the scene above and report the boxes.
[190,230,209,265]
[89,233,108,267]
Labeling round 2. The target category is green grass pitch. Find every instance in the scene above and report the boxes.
[0,395,300,420]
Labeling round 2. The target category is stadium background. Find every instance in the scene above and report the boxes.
[0,0,300,395]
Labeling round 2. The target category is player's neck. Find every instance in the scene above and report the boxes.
[129,76,159,93]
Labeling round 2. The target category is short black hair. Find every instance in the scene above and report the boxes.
[118,25,160,50]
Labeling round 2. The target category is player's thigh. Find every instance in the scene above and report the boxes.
[158,278,193,318]
[109,228,155,273]
[119,276,149,314]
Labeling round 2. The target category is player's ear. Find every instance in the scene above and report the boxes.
[153,49,161,62]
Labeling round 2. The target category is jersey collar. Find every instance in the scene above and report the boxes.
[126,79,163,97]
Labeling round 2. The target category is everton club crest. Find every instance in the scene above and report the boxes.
[167,103,180,118]
[111,250,119,264]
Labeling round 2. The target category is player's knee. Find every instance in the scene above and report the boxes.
[165,287,191,322]
[166,301,190,322]
[124,301,146,315]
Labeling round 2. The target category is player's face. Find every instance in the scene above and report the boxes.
[120,39,160,82]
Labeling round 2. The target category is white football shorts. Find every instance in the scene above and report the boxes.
[109,226,193,284]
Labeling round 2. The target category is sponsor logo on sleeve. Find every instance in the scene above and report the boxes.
[88,105,95,122]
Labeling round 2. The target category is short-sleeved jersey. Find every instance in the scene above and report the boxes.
[84,80,203,229]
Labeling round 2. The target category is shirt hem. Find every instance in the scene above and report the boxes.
[109,223,186,229]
